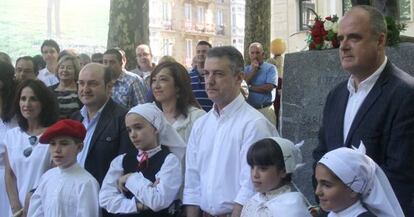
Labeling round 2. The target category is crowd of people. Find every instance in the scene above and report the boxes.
[0,5,412,217]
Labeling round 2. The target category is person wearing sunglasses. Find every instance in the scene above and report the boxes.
[3,79,59,217]
[0,60,18,217]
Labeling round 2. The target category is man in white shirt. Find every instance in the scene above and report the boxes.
[183,46,278,217]
[37,39,60,86]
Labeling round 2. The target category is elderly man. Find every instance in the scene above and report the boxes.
[244,42,278,126]
[313,5,414,215]
[184,46,278,217]
[103,48,146,109]
[15,56,38,82]
[132,44,155,85]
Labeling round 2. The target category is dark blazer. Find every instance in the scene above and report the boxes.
[313,61,414,213]
[71,99,136,185]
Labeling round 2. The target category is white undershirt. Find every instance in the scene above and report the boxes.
[343,57,387,143]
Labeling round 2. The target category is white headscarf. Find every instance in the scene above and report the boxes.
[318,144,404,217]
[127,103,186,160]
[269,137,303,174]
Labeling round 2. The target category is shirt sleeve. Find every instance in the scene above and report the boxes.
[99,154,138,214]
[27,179,45,217]
[234,118,278,205]
[77,178,102,217]
[125,153,182,212]
[182,125,202,206]
[265,64,278,87]
[130,77,146,106]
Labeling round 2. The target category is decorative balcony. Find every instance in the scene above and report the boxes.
[184,21,193,31]
[163,20,172,30]
[195,23,206,32]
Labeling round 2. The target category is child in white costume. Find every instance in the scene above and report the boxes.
[241,137,311,217]
[28,119,101,217]
[315,145,404,217]
[99,103,185,216]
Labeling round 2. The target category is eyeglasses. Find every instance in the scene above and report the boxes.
[23,136,38,157]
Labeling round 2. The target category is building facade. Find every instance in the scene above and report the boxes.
[149,0,234,67]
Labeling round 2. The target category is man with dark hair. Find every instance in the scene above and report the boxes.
[72,63,135,217]
[103,48,146,108]
[184,46,277,217]
[313,5,414,215]
[189,40,213,111]
[38,39,60,86]
[15,56,38,81]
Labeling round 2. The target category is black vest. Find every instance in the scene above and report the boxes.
[115,146,174,217]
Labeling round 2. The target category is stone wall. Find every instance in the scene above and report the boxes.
[282,42,414,203]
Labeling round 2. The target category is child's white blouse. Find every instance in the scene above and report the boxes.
[241,185,311,217]
[99,151,182,214]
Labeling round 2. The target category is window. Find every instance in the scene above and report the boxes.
[185,3,192,22]
[162,2,172,22]
[400,0,412,21]
[216,9,223,26]
[162,38,172,56]
[186,39,193,59]
[197,6,205,24]
[299,0,316,30]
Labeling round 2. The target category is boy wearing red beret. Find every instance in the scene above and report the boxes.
[27,119,101,217]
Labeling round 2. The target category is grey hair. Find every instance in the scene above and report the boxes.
[206,46,244,75]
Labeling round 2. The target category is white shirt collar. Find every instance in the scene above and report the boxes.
[347,57,387,94]
[213,93,244,117]
[329,201,367,217]
[137,145,162,160]
[80,100,109,121]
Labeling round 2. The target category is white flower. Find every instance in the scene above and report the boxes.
[332,22,338,33]
[324,20,333,31]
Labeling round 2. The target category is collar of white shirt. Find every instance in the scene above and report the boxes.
[213,93,244,117]
[347,56,388,94]
[137,145,162,160]
[328,201,367,217]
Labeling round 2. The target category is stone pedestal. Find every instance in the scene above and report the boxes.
[282,43,414,203]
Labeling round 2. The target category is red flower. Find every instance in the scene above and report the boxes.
[325,16,332,21]
[313,36,322,44]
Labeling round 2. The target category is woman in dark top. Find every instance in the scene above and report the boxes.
[50,55,82,119]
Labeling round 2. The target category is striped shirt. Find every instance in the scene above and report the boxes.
[189,68,213,112]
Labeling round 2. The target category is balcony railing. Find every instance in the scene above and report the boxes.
[216,25,225,35]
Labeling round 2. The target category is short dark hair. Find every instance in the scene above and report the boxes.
[32,55,46,70]
[104,49,123,63]
[197,40,212,48]
[206,46,244,74]
[13,79,59,131]
[91,53,103,63]
[16,56,38,76]
[150,62,201,117]
[0,61,17,122]
[247,138,292,184]
[0,52,12,65]
[41,39,60,53]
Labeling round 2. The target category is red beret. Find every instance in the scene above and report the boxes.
[39,119,86,144]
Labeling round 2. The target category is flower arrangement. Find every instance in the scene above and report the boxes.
[307,15,340,50]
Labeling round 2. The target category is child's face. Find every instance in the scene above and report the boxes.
[125,113,158,151]
[315,164,359,212]
[49,136,82,169]
[251,165,286,193]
